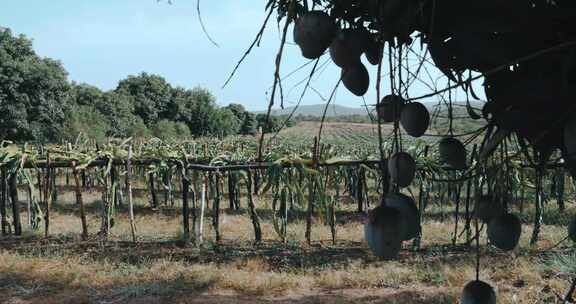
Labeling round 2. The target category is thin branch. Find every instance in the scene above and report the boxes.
[257,0,295,161]
[222,5,275,88]
[316,78,342,149]
[269,58,321,142]
[196,0,220,48]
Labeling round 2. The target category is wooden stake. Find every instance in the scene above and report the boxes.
[81,170,86,188]
[37,170,43,198]
[182,165,190,244]
[306,137,318,245]
[72,161,88,240]
[100,160,110,239]
[9,170,21,236]
[26,181,32,228]
[413,146,430,250]
[245,170,262,243]
[463,144,477,245]
[126,146,137,243]
[149,173,158,208]
[357,166,364,213]
[306,175,314,245]
[331,174,337,245]
[228,172,235,210]
[213,173,221,243]
[1,167,7,236]
[198,173,207,245]
[50,168,57,204]
[190,172,197,241]
[44,153,51,238]
[452,179,462,246]
[254,170,260,195]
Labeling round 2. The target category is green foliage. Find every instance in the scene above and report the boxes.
[95,91,140,138]
[116,73,173,127]
[172,87,219,137]
[151,119,191,140]
[0,27,298,143]
[68,84,149,139]
[126,117,152,139]
[70,83,102,106]
[224,103,246,120]
[240,112,257,135]
[256,114,282,133]
[0,28,71,143]
[225,103,256,135]
[62,105,108,143]
[213,108,241,137]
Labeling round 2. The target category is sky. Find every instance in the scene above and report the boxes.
[0,0,485,111]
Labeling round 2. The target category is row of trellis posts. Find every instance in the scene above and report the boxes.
[0,143,571,247]
[0,149,388,245]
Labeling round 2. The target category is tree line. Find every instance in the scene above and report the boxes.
[0,28,291,143]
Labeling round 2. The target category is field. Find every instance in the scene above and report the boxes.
[1,121,575,304]
[3,0,576,303]
[280,121,382,142]
[0,183,574,303]
[276,108,486,145]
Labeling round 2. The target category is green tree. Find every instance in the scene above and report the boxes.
[224,103,256,135]
[0,29,70,142]
[62,105,108,143]
[225,103,247,119]
[70,83,103,106]
[240,112,256,135]
[68,84,149,138]
[0,27,251,142]
[255,113,282,133]
[94,92,142,137]
[213,108,241,137]
[151,119,191,140]
[116,73,173,127]
[126,118,151,138]
[176,87,219,136]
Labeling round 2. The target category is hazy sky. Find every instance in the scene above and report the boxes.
[0,0,485,111]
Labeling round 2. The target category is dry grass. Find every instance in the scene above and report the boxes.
[0,188,574,303]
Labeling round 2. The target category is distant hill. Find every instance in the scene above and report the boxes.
[256,101,484,124]
[253,101,486,118]
[256,104,371,117]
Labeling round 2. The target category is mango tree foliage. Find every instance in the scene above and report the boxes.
[225,103,257,135]
[62,105,109,143]
[0,29,70,142]
[115,73,173,127]
[0,27,294,143]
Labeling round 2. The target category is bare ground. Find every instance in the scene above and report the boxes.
[0,189,574,303]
